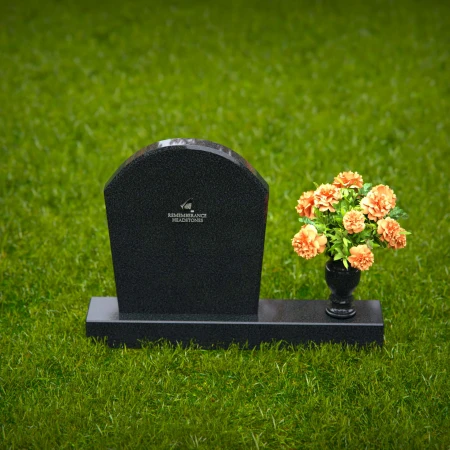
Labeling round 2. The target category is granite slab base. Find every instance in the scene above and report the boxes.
[86,297,384,347]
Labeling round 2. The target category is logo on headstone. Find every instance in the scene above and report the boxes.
[168,198,207,223]
[180,198,193,212]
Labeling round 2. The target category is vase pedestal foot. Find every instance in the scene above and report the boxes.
[326,305,356,319]
[326,295,356,319]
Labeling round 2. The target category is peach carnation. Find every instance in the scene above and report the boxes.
[360,185,397,221]
[348,245,374,271]
[314,184,342,213]
[378,218,407,249]
[333,171,364,189]
[377,217,400,243]
[343,210,365,234]
[295,191,315,219]
[390,229,407,249]
[292,224,327,260]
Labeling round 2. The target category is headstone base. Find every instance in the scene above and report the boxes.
[86,297,383,348]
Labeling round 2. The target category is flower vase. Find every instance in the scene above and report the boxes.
[325,259,360,319]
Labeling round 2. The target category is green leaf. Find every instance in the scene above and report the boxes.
[315,223,326,232]
[388,207,409,220]
[342,259,349,269]
[360,183,372,196]
[334,254,343,261]
[358,230,371,240]
[298,217,316,226]
[314,207,323,219]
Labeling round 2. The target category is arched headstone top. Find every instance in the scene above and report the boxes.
[105,138,268,194]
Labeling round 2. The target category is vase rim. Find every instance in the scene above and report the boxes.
[326,259,360,273]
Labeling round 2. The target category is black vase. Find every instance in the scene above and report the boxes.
[325,259,360,319]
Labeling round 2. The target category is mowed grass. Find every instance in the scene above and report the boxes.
[1,0,449,448]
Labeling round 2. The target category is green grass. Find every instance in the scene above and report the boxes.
[1,0,449,448]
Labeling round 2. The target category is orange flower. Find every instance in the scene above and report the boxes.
[390,229,407,249]
[333,171,364,189]
[292,225,327,259]
[360,185,397,221]
[343,210,365,234]
[377,217,400,243]
[295,191,315,219]
[378,218,407,249]
[314,184,342,213]
[348,245,374,271]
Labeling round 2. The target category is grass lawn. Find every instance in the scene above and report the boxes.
[1,0,449,448]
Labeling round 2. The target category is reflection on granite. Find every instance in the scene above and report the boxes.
[119,312,258,322]
[106,138,267,191]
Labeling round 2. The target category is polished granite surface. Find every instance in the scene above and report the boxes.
[86,297,384,348]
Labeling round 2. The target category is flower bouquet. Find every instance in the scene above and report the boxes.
[292,171,410,318]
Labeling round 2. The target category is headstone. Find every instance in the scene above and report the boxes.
[105,139,269,315]
[104,138,268,316]
[86,139,384,347]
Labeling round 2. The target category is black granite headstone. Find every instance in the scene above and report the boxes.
[86,139,383,347]
[104,138,268,316]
